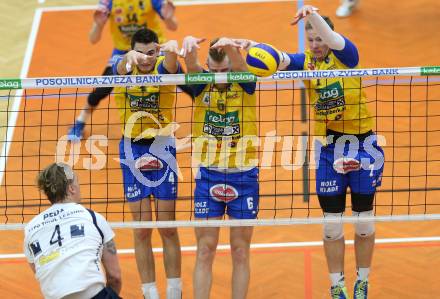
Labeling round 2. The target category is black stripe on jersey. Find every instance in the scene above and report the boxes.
[87,209,104,243]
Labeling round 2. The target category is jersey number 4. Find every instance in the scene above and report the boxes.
[49,224,64,246]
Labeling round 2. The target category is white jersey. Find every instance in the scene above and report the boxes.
[23,203,114,299]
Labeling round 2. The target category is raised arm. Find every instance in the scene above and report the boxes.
[210,38,247,72]
[160,40,180,73]
[181,36,205,73]
[101,239,122,294]
[160,0,178,31]
[292,5,345,50]
[89,6,109,44]
[114,50,151,75]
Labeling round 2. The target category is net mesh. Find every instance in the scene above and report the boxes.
[1,67,440,229]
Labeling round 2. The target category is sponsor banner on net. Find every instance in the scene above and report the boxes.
[185,72,215,84]
[0,79,22,90]
[32,75,164,88]
[227,72,257,83]
[421,66,440,76]
[271,68,401,80]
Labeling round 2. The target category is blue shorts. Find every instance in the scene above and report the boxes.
[315,133,384,197]
[194,167,259,219]
[92,287,121,299]
[119,136,178,202]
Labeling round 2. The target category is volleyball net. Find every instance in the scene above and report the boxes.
[0,66,440,229]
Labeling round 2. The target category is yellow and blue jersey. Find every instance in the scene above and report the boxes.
[113,56,179,139]
[285,36,373,136]
[189,77,257,169]
[286,37,384,199]
[98,0,166,52]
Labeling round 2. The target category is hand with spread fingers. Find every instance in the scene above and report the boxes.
[210,37,242,49]
[291,5,319,25]
[160,40,180,55]
[125,50,150,68]
[161,0,178,30]
[231,38,258,51]
[181,36,206,57]
[93,8,109,27]
[161,0,176,19]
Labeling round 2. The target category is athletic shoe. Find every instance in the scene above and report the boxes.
[331,285,350,299]
[67,120,85,142]
[336,0,359,17]
[353,279,368,299]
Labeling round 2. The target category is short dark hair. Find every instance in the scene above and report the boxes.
[208,38,227,63]
[305,15,334,30]
[131,28,159,49]
[37,163,74,204]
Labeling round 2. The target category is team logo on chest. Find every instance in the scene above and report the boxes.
[314,81,346,116]
[127,92,159,110]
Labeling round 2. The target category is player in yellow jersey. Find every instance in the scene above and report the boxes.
[181,36,259,299]
[112,28,182,299]
[68,0,178,141]
[238,5,384,299]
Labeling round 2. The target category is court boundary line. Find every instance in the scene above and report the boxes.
[0,8,43,185]
[3,236,440,259]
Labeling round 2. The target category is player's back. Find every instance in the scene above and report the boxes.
[24,203,106,299]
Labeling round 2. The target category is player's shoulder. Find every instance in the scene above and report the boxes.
[331,36,359,69]
[88,209,114,241]
[85,208,111,228]
[233,81,256,95]
[92,210,109,223]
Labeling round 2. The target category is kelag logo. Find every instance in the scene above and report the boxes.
[0,79,22,90]
[185,73,215,84]
[227,72,257,83]
[421,66,440,76]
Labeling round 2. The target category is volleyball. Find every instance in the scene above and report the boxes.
[246,43,280,77]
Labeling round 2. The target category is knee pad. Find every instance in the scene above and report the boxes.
[87,67,114,107]
[353,210,375,237]
[323,212,344,241]
[87,86,113,107]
